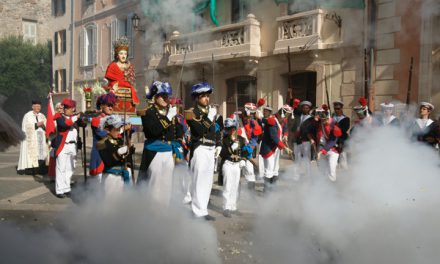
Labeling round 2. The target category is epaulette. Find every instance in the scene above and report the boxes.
[96,137,107,151]
[184,108,195,121]
[267,117,277,126]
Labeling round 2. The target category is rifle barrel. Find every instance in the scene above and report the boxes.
[406,57,414,105]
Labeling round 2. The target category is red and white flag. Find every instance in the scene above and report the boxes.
[45,93,56,138]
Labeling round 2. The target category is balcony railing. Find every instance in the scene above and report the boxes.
[273,9,342,54]
[167,14,261,65]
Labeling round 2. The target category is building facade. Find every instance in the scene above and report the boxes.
[59,0,439,117]
[51,0,73,102]
[0,0,52,44]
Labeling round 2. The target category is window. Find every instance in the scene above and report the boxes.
[22,20,37,45]
[288,0,318,15]
[53,0,66,17]
[54,69,67,92]
[80,24,97,66]
[54,30,66,55]
[110,14,134,59]
[226,76,257,116]
[231,0,249,23]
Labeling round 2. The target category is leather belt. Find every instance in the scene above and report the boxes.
[200,137,215,145]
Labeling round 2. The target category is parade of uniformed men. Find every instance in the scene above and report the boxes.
[2,2,440,262]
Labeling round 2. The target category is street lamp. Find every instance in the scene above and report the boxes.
[131,13,145,32]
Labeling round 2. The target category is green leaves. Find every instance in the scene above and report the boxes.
[0,36,51,98]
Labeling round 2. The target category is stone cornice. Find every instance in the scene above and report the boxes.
[74,1,138,27]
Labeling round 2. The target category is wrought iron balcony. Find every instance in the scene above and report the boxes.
[273,9,343,54]
[167,14,261,65]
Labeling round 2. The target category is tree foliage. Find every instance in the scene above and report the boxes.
[0,36,51,97]
[0,36,52,123]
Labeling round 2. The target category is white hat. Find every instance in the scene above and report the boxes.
[299,101,312,107]
[380,102,395,110]
[420,102,434,110]
[100,115,127,129]
[263,105,273,112]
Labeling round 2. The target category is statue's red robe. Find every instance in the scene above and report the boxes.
[105,62,140,105]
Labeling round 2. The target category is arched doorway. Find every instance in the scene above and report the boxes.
[288,71,317,107]
[226,76,257,116]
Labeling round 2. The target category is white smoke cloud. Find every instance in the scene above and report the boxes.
[252,124,440,264]
[0,189,221,264]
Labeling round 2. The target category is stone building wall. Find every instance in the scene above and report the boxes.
[0,0,52,43]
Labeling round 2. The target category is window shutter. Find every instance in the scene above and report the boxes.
[79,29,84,66]
[62,30,66,54]
[54,32,58,55]
[92,25,98,65]
[61,70,67,92]
[61,0,66,15]
[110,19,117,61]
[54,70,59,92]
[127,13,134,58]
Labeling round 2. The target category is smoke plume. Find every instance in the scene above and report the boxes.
[253,124,440,264]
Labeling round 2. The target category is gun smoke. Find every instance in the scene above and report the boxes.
[253,124,440,264]
[0,189,221,264]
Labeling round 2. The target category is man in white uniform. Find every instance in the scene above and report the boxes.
[52,99,84,198]
[185,82,221,221]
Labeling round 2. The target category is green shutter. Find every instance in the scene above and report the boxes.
[319,0,365,9]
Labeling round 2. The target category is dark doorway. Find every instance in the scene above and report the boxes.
[226,76,257,116]
[289,71,317,107]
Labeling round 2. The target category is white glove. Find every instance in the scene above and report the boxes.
[166,105,177,121]
[207,105,217,122]
[214,146,222,158]
[231,142,239,151]
[239,160,246,168]
[71,115,79,123]
[255,109,263,120]
[117,146,128,155]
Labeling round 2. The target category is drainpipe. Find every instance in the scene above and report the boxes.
[366,0,376,112]
[70,0,75,101]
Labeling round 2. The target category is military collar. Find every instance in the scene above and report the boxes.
[197,104,209,114]
[154,104,167,116]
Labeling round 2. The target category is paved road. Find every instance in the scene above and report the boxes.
[0,144,293,263]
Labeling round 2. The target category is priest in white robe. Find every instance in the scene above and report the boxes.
[17,100,48,175]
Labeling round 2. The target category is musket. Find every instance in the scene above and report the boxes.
[178,50,187,102]
[364,49,369,100]
[324,75,331,115]
[287,46,293,105]
[406,57,414,105]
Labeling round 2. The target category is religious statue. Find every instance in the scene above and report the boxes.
[105,36,139,113]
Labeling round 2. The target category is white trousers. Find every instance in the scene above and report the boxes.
[262,153,276,179]
[273,148,281,177]
[55,144,76,195]
[146,151,175,207]
[176,160,192,203]
[318,149,339,182]
[222,160,241,211]
[338,151,348,170]
[242,160,256,182]
[190,145,215,217]
[293,142,311,179]
[103,172,125,195]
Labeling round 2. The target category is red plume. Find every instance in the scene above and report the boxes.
[321,104,329,111]
[292,98,300,108]
[257,98,266,107]
[358,97,367,107]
